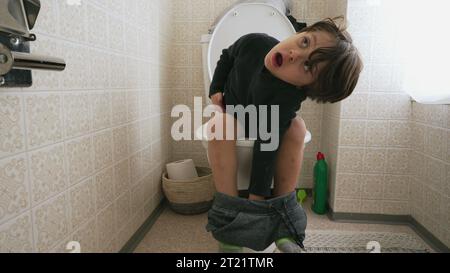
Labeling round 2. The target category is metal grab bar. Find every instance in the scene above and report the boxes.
[0,42,65,75]
[0,0,64,87]
[11,51,65,71]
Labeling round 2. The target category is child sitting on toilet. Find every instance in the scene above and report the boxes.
[206,17,363,253]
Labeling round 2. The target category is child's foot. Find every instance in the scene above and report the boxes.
[218,242,243,253]
[275,238,303,253]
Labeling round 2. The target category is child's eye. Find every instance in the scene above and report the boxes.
[301,37,309,48]
[304,60,311,72]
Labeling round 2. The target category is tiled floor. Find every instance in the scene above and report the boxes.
[134,199,435,253]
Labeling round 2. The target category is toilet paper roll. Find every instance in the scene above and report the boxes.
[166,159,199,180]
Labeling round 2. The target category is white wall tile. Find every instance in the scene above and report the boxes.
[96,203,116,253]
[339,120,367,146]
[71,217,98,253]
[115,191,131,232]
[95,167,115,212]
[131,181,145,215]
[64,93,92,139]
[0,95,25,158]
[341,93,368,119]
[423,188,442,221]
[0,155,30,225]
[335,174,363,199]
[411,123,425,153]
[114,159,131,198]
[360,200,383,214]
[33,0,59,35]
[424,127,447,161]
[91,92,112,131]
[367,93,392,120]
[127,91,140,122]
[361,174,384,200]
[385,149,410,175]
[382,201,410,215]
[112,126,129,163]
[24,94,63,149]
[304,0,329,19]
[69,178,96,231]
[93,130,113,172]
[130,152,143,186]
[59,43,90,90]
[444,164,450,198]
[65,136,94,186]
[33,193,70,252]
[0,212,34,253]
[334,198,361,213]
[425,156,446,194]
[365,120,388,147]
[87,3,108,49]
[387,121,411,148]
[111,92,128,126]
[90,50,110,89]
[29,143,67,206]
[58,0,87,42]
[128,122,141,154]
[383,175,410,201]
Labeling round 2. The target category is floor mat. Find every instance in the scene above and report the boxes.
[275,230,431,253]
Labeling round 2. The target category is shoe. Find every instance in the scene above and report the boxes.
[275,238,303,253]
[218,242,243,253]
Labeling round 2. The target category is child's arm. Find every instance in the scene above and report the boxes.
[209,34,255,98]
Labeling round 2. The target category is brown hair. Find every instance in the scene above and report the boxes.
[300,17,363,104]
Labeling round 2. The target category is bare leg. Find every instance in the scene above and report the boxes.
[208,113,239,197]
[208,113,244,252]
[274,118,307,253]
[273,118,307,197]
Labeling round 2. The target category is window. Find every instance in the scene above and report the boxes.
[396,0,450,104]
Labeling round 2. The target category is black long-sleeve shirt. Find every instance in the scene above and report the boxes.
[209,33,307,197]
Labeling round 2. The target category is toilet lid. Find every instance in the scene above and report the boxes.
[207,3,296,80]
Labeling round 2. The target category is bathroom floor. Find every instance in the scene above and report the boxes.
[134,199,435,253]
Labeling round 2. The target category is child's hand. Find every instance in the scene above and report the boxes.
[211,92,225,112]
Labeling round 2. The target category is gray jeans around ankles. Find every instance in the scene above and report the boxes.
[206,191,307,251]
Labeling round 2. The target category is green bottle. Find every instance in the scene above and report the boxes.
[312,152,328,215]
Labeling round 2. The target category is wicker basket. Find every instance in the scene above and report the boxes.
[162,166,216,215]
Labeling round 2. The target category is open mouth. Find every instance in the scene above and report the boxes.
[273,52,283,68]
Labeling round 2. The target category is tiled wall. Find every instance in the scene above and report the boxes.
[410,103,450,247]
[335,0,449,247]
[170,0,347,189]
[0,0,173,252]
[332,0,412,215]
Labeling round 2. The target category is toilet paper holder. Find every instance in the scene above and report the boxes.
[0,0,66,88]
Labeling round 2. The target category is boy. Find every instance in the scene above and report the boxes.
[206,18,363,253]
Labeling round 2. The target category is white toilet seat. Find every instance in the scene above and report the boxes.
[195,122,256,148]
[195,121,312,148]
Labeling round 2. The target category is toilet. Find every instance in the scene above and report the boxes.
[195,1,312,252]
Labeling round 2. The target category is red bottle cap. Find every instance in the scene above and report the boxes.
[317,152,325,161]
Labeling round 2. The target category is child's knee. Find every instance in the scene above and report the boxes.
[287,118,307,144]
[207,113,237,140]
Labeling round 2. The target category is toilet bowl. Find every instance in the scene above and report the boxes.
[197,0,312,253]
[195,120,311,191]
